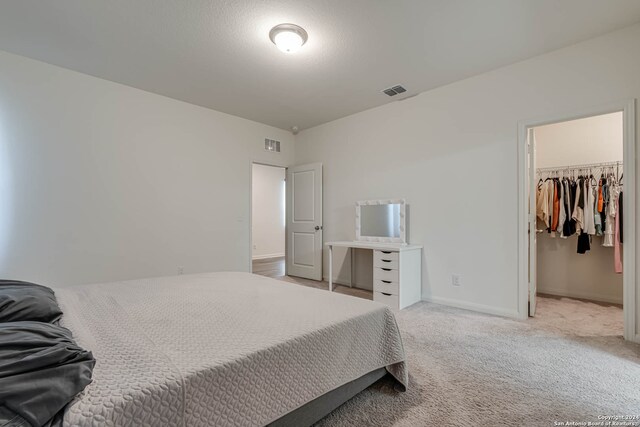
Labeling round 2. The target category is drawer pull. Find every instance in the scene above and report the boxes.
[381,292,392,296]
[381,268,391,271]
[381,251,392,254]
[381,259,391,263]
[382,280,391,284]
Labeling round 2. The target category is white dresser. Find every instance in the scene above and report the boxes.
[326,241,422,310]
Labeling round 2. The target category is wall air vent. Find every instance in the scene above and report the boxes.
[382,85,407,97]
[264,138,281,153]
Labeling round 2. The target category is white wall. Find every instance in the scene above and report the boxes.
[294,24,640,327]
[0,50,294,287]
[535,112,623,168]
[252,164,285,259]
[535,113,623,304]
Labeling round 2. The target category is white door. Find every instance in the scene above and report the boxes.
[528,128,537,316]
[286,163,323,280]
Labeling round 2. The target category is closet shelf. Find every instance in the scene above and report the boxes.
[537,160,622,173]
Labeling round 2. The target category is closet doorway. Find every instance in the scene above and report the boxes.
[251,163,286,277]
[518,100,637,342]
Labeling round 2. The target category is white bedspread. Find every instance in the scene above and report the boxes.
[55,272,407,427]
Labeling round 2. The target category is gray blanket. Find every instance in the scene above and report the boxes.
[0,322,95,427]
[55,272,408,426]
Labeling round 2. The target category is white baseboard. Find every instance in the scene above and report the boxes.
[252,253,285,260]
[422,296,521,319]
[537,287,623,305]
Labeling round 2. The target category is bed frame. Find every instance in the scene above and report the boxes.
[268,368,388,427]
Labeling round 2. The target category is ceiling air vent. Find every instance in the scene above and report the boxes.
[382,85,407,96]
[264,138,281,153]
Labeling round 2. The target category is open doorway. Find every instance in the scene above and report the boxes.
[531,112,624,336]
[518,99,640,342]
[251,163,286,278]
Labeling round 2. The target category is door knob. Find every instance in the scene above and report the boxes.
[315,225,322,231]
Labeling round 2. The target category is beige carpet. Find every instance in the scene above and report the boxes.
[310,295,639,427]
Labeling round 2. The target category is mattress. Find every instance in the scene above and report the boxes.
[54,272,408,426]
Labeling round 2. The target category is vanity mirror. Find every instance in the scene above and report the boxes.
[355,199,406,244]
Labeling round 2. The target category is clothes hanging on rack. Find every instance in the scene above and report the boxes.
[535,161,623,272]
[597,180,604,213]
[547,179,555,233]
[594,181,603,236]
[536,181,548,228]
[583,178,596,235]
[536,179,553,230]
[602,184,618,247]
[572,177,583,232]
[558,181,566,239]
[618,191,623,243]
[562,178,576,237]
[577,232,591,254]
[601,179,608,233]
[614,198,622,274]
[552,180,560,233]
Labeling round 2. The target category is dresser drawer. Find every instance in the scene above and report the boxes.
[374,267,399,282]
[374,257,399,269]
[374,250,399,263]
[373,278,399,295]
[374,291,399,310]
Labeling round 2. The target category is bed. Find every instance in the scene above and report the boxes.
[54,272,408,426]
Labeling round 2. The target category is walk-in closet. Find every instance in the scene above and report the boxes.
[531,112,624,336]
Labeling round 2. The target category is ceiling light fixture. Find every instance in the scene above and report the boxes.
[269,23,308,53]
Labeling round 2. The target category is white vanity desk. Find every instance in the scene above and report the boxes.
[326,241,422,310]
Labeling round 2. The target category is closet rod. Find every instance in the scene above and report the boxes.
[536,160,622,173]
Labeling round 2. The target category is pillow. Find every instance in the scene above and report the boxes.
[0,280,63,323]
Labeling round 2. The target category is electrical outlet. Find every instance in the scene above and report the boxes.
[452,274,461,287]
[178,266,184,275]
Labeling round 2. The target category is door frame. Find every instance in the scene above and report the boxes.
[249,161,288,274]
[516,99,637,342]
[527,127,537,317]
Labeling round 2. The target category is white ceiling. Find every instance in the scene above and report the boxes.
[1,1,640,131]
